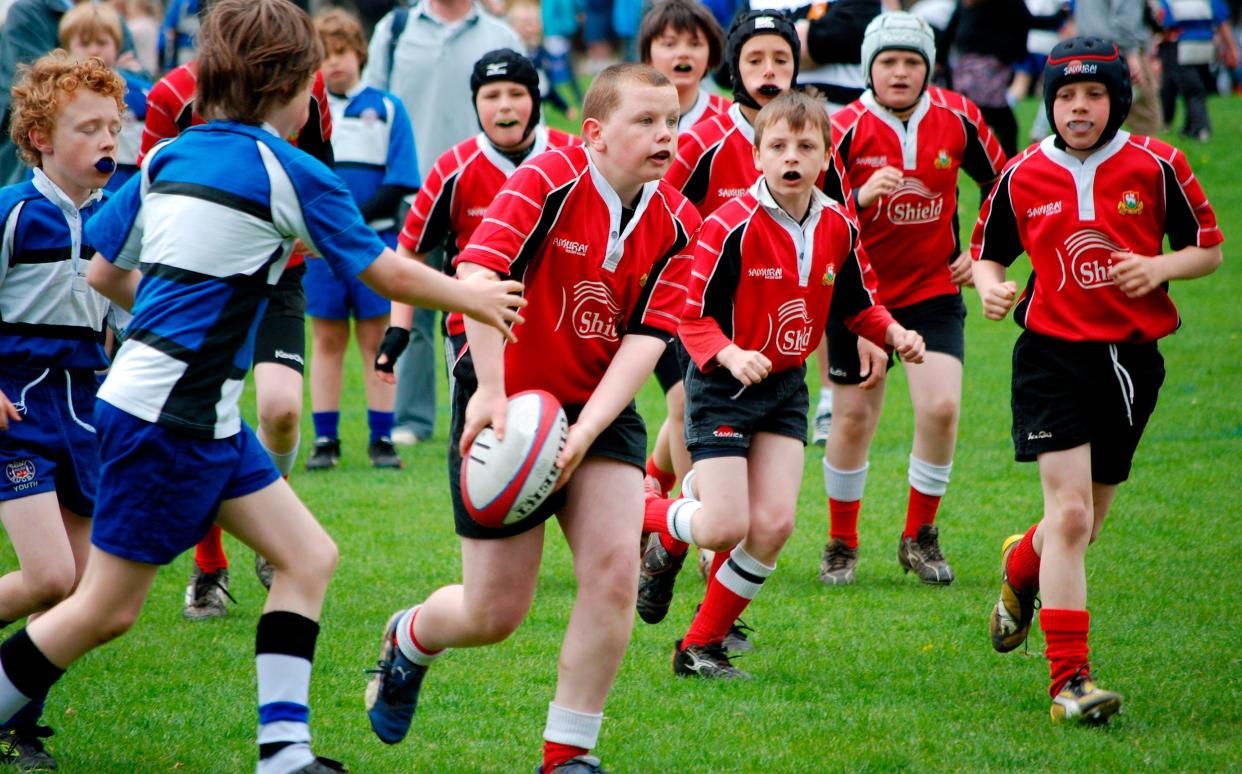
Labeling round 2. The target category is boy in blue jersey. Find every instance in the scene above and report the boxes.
[304,9,420,471]
[59,2,152,194]
[0,51,125,769]
[0,1,525,772]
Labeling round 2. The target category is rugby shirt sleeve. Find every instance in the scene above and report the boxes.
[666,130,710,208]
[398,147,456,254]
[971,164,1024,267]
[280,155,385,277]
[678,213,740,369]
[624,198,699,340]
[138,77,178,163]
[1161,147,1223,251]
[84,174,145,270]
[383,97,421,190]
[955,96,1006,200]
[454,163,555,276]
[829,222,895,349]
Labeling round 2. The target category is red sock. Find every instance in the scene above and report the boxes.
[658,532,688,557]
[903,488,941,539]
[194,525,228,573]
[1006,523,1041,593]
[682,550,767,649]
[1040,608,1090,697]
[642,496,675,535]
[708,547,728,579]
[543,741,588,773]
[829,499,860,549]
[644,456,676,497]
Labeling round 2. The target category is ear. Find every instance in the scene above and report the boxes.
[820,148,831,173]
[581,117,605,150]
[28,127,53,157]
[752,143,762,173]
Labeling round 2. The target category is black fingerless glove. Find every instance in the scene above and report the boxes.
[375,326,411,373]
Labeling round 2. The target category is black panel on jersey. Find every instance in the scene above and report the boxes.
[1161,158,1203,252]
[420,172,459,256]
[149,180,273,223]
[977,169,1024,267]
[682,146,719,208]
[626,215,689,340]
[506,179,577,283]
[700,222,745,340]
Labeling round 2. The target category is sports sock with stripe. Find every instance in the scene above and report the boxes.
[682,545,774,649]
[394,605,444,666]
[256,612,319,774]
[0,629,62,725]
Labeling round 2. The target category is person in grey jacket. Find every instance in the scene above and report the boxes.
[1074,0,1163,134]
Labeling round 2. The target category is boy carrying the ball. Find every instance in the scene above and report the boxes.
[365,64,699,774]
[0,1,524,771]
[642,90,924,679]
[973,36,1223,724]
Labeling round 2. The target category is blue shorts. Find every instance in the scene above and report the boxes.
[303,253,390,322]
[0,366,100,516]
[91,401,280,565]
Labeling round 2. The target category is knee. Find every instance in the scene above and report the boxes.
[23,564,76,611]
[258,393,301,437]
[707,509,749,550]
[94,601,142,645]
[1047,500,1092,545]
[831,405,874,444]
[919,396,959,433]
[748,510,795,554]
[313,327,349,353]
[579,545,639,608]
[470,599,527,644]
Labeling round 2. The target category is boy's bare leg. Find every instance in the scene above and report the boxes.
[309,318,349,415]
[0,494,80,621]
[820,380,885,584]
[1036,446,1094,610]
[356,316,394,413]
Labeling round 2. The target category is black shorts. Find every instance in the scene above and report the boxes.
[253,262,307,374]
[653,338,688,393]
[827,292,966,385]
[1011,330,1165,485]
[447,355,647,540]
[683,364,808,461]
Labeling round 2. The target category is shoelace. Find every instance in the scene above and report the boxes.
[196,573,238,606]
[728,617,754,640]
[918,530,945,562]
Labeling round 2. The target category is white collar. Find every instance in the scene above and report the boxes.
[1038,131,1130,220]
[750,177,830,287]
[587,152,659,273]
[726,103,755,145]
[750,176,830,223]
[679,89,711,132]
[477,125,550,176]
[330,81,368,100]
[31,168,102,216]
[860,90,931,170]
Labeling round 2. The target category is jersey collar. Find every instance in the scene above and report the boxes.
[679,89,711,132]
[727,103,756,146]
[476,125,549,176]
[1038,130,1129,220]
[751,177,831,287]
[860,90,931,171]
[31,168,103,271]
[587,154,659,274]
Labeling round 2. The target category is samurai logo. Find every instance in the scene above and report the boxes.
[485,62,508,77]
[1117,191,1144,215]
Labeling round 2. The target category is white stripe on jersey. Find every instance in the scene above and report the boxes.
[141,192,288,279]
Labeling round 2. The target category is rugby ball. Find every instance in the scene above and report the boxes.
[461,390,568,528]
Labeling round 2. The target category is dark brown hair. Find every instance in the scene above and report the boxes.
[638,0,724,71]
[315,8,368,69]
[753,90,832,149]
[197,0,322,124]
[582,63,673,124]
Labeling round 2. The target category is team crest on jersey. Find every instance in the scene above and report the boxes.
[822,264,835,286]
[639,272,649,288]
[569,280,621,341]
[5,460,36,487]
[775,298,814,356]
[933,149,952,169]
[360,108,380,125]
[1117,191,1144,215]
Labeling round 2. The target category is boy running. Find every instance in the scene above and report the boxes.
[643,90,924,679]
[0,51,124,770]
[0,3,524,772]
[303,9,420,471]
[973,36,1223,724]
[372,48,581,386]
[364,64,698,774]
[818,13,1006,586]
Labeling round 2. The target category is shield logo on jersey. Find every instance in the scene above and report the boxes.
[933,149,952,169]
[1117,191,1144,215]
[822,263,835,286]
[5,460,36,485]
[1060,228,1126,290]
[775,298,815,356]
[570,280,622,341]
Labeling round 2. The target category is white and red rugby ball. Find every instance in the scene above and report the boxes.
[461,389,569,528]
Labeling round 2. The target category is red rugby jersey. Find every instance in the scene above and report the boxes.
[832,87,1005,309]
[455,145,701,406]
[679,91,731,132]
[666,103,850,219]
[139,65,333,268]
[680,179,895,374]
[972,132,1223,343]
[399,127,581,336]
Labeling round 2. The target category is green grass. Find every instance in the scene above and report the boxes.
[5,97,1242,772]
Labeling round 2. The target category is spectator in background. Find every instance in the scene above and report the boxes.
[584,0,618,72]
[0,0,145,186]
[1073,0,1162,134]
[1009,0,1075,142]
[363,0,522,446]
[795,0,889,111]
[509,0,583,119]
[157,0,198,71]
[1155,0,1238,141]
[119,0,160,75]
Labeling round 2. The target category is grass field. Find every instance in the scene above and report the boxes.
[6,98,1241,772]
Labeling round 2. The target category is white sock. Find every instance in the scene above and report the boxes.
[543,702,602,749]
[715,544,775,599]
[394,605,445,666]
[823,460,868,501]
[263,435,299,478]
[666,498,700,545]
[908,455,952,497]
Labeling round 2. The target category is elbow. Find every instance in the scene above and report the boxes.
[1207,246,1224,273]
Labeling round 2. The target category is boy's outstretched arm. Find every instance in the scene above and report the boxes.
[373,244,427,383]
[972,259,1018,321]
[87,254,140,311]
[1110,245,1223,299]
[456,261,512,457]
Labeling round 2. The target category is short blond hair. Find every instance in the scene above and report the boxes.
[582,62,672,124]
[753,90,831,149]
[314,8,368,68]
[59,2,125,51]
[9,50,126,167]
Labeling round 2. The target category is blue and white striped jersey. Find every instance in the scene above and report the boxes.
[327,84,420,236]
[86,121,386,439]
[0,169,111,370]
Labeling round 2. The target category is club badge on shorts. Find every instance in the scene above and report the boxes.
[5,459,37,488]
